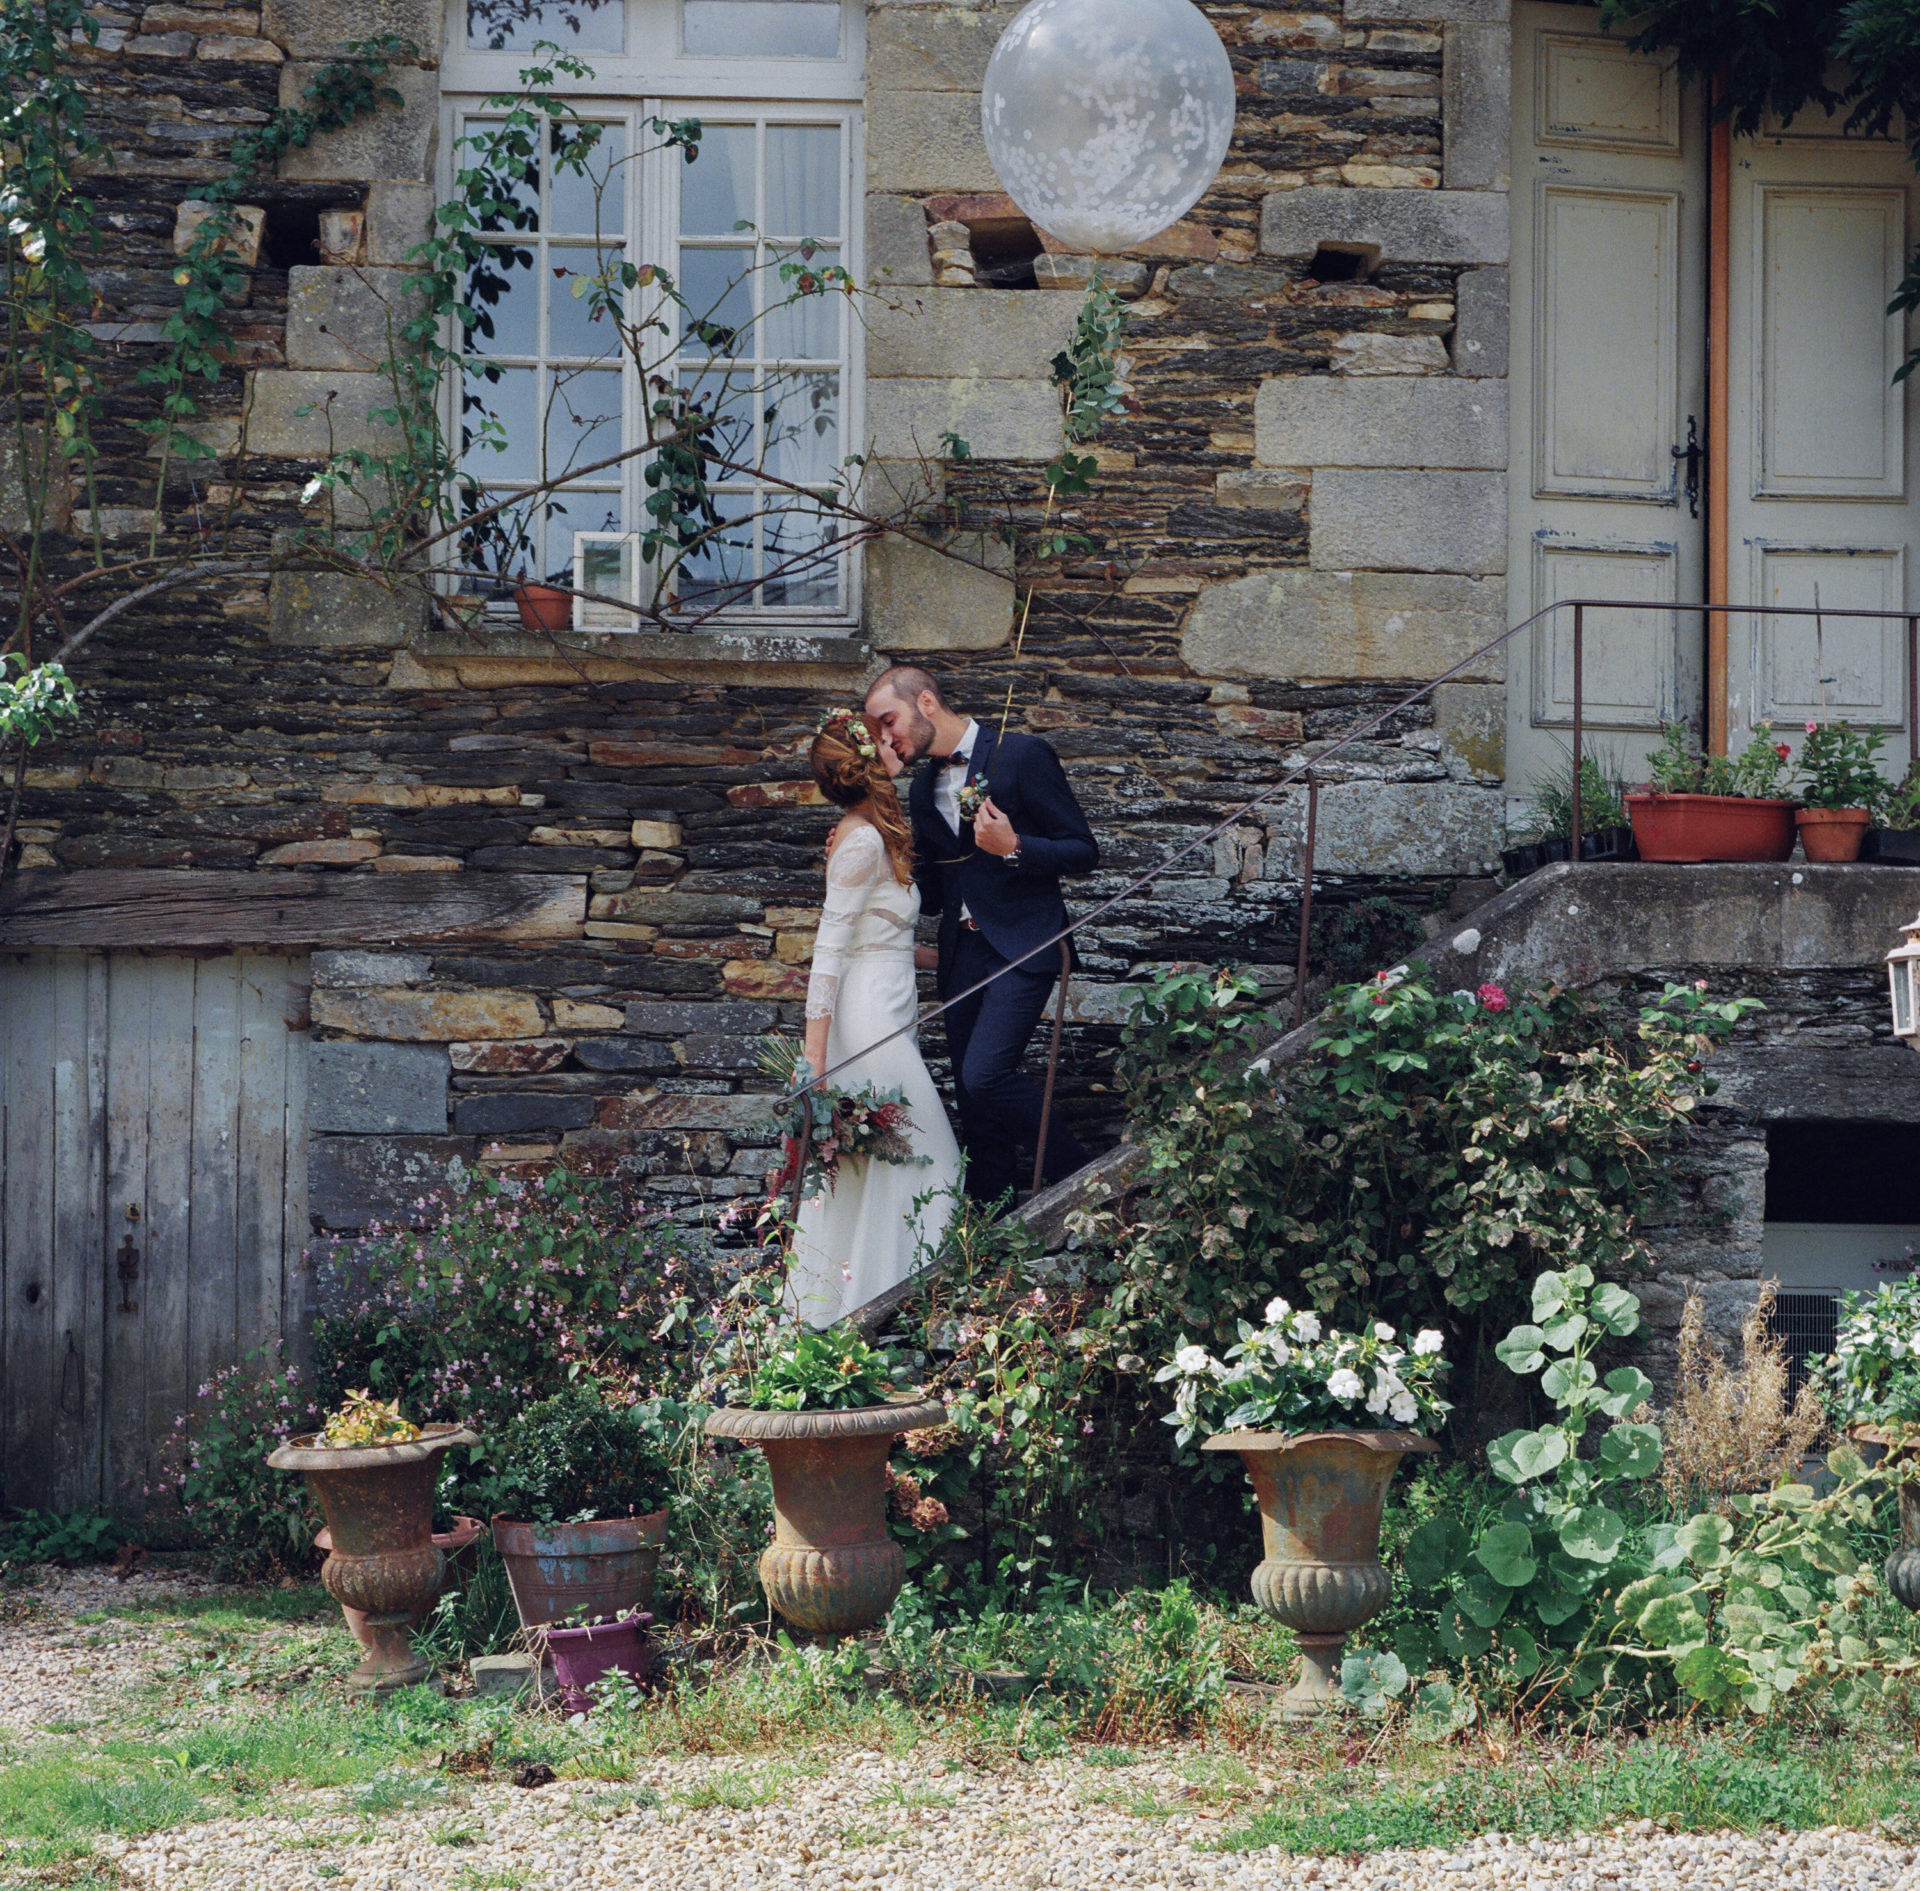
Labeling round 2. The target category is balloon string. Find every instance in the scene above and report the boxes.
[999,480,1057,740]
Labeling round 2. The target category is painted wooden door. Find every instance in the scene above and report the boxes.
[0,952,309,1517]
[1726,116,1920,763]
[1507,3,1708,813]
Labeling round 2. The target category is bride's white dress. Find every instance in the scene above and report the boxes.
[785,822,963,1328]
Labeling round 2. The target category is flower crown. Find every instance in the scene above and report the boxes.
[816,708,878,762]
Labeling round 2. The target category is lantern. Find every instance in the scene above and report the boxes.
[1888,910,1920,1050]
[979,0,1236,256]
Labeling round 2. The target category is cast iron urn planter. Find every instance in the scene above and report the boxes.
[704,1396,946,1634]
[267,1423,479,1692]
[1203,1428,1437,1717]
[1851,1427,1920,1613]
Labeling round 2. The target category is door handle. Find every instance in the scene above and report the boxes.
[114,1202,140,1314]
[1671,415,1702,518]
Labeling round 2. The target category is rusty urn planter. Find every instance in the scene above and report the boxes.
[314,1513,482,1651]
[1203,1428,1437,1718]
[491,1512,668,1631]
[1851,1427,1920,1612]
[1796,806,1872,862]
[1625,793,1797,863]
[266,1424,478,1692]
[705,1396,946,1635]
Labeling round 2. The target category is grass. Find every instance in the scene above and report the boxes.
[73,1586,331,1627]
[1212,1728,1920,1857]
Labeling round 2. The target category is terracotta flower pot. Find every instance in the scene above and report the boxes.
[491,1512,667,1631]
[266,1423,479,1692]
[514,583,572,633]
[1796,806,1872,863]
[1850,1426,1920,1612]
[1202,1428,1437,1718]
[314,1514,482,1651]
[1625,793,1797,863]
[704,1396,947,1634]
[543,1612,653,1713]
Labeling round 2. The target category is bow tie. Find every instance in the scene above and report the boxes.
[940,753,970,768]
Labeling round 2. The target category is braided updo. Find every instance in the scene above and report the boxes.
[809,711,914,886]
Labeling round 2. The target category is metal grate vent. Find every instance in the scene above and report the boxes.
[1767,1292,1840,1405]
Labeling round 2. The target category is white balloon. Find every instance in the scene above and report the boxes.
[980,0,1236,256]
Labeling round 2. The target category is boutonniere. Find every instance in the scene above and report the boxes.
[957,781,987,825]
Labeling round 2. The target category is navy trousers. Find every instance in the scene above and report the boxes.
[942,928,1091,1206]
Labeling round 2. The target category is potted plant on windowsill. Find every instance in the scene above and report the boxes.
[703,1323,945,1635]
[1861,760,1920,864]
[513,567,574,635]
[1796,719,1886,863]
[1501,747,1637,881]
[1158,1304,1450,1717]
[265,1392,480,1692]
[490,1385,670,1636]
[1809,1277,1920,1614]
[1625,721,1798,863]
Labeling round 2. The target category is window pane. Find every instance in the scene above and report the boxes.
[549,248,623,358]
[468,0,623,52]
[461,121,539,233]
[763,249,840,359]
[544,368,623,479]
[679,367,755,475]
[680,125,754,235]
[765,127,840,239]
[763,501,838,609]
[678,246,754,355]
[462,365,538,480]
[462,495,539,586]
[463,246,538,356]
[677,493,756,605]
[551,122,626,236]
[765,372,839,487]
[683,0,839,59]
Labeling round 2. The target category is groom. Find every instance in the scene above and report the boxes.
[863,664,1097,1206]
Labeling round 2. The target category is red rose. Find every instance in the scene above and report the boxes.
[1477,982,1509,1013]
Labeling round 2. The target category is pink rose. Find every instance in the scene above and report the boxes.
[1477,982,1509,1013]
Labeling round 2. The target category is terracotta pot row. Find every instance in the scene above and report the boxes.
[1622,794,1886,864]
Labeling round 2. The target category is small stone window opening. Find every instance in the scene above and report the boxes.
[928,211,1047,289]
[1308,242,1380,284]
[1760,1119,1920,1402]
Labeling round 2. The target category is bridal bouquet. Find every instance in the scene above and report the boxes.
[757,1037,932,1198]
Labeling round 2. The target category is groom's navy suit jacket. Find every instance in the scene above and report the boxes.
[907,724,1099,997]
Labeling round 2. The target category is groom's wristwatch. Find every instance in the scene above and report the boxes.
[1004,846,1022,867]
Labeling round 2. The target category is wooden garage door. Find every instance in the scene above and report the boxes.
[0,952,309,1518]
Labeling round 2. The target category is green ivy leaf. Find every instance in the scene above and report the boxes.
[1557,1502,1626,1563]
[1439,1599,1494,1659]
[1404,1516,1470,1588]
[1597,1420,1662,1479]
[1499,1622,1542,1679]
[1589,1283,1641,1335]
[1488,1427,1569,1484]
[1494,1325,1547,1374]
[1341,1648,1409,1714]
[1454,1570,1514,1628]
[1474,1520,1539,1588]
[1540,1312,1588,1352]
[1597,1366,1655,1418]
[1674,1512,1734,1569]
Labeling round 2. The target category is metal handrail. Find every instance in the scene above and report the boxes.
[789,596,1920,1190]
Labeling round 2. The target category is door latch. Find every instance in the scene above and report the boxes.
[1671,415,1702,518]
[115,1202,140,1314]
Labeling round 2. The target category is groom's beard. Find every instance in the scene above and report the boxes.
[888,706,938,763]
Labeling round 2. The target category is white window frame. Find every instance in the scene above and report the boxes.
[441,0,865,637]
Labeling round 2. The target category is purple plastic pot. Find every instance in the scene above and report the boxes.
[542,1612,653,1714]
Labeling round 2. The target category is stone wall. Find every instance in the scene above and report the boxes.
[0,0,1531,1231]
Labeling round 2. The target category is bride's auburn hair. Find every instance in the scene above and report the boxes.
[810,712,914,886]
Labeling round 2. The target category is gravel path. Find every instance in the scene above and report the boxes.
[0,1563,226,1737]
[5,1572,1918,1890]
[93,1752,1920,1891]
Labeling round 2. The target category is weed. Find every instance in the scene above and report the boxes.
[350,1771,452,1815]
[839,1820,889,1848]
[1084,1746,1137,1768]
[675,1766,785,1810]
[454,1869,525,1891]
[864,1782,954,1811]
[75,1588,331,1628]
[431,1822,480,1847]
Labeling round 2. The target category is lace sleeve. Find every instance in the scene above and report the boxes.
[806,825,886,1023]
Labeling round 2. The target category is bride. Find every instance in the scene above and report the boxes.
[784,710,963,1327]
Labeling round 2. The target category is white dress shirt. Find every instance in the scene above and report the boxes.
[933,719,980,922]
[933,719,979,836]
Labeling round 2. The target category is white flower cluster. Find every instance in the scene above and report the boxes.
[1157,1298,1451,1446]
[1819,1275,1920,1431]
